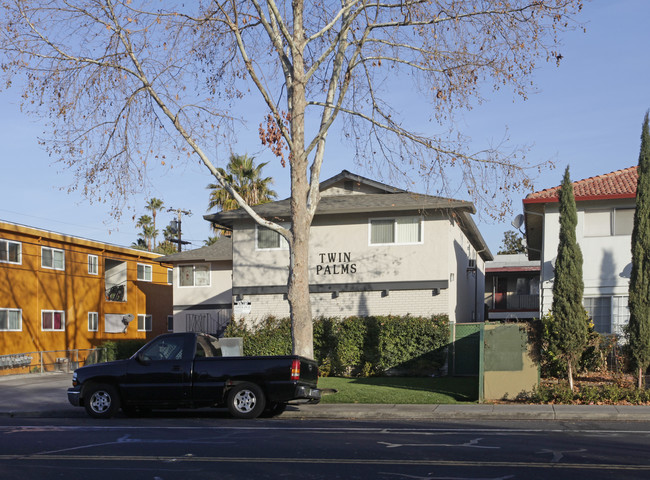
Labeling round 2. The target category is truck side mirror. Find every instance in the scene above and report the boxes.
[137,353,151,365]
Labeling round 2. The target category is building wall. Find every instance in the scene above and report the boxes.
[449,217,485,323]
[172,260,232,307]
[539,199,634,316]
[171,260,232,334]
[230,210,484,324]
[0,222,172,364]
[233,212,454,287]
[238,289,451,326]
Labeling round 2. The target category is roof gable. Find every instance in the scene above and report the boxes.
[319,170,406,196]
[524,166,638,204]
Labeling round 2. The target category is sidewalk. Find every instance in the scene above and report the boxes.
[3,372,650,421]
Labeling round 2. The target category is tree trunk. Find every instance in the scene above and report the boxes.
[568,361,574,392]
[286,0,314,359]
[639,366,644,390]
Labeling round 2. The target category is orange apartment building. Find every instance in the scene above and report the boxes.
[0,220,172,372]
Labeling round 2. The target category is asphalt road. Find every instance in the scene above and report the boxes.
[2,417,650,480]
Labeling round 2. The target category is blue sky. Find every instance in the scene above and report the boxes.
[1,1,649,255]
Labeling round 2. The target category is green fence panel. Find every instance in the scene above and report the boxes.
[451,323,481,376]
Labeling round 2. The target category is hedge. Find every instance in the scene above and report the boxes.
[95,339,149,362]
[224,314,450,377]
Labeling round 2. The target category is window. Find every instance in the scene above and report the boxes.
[42,247,65,270]
[179,264,210,287]
[583,296,630,335]
[88,312,98,332]
[515,277,539,296]
[584,208,635,237]
[0,308,21,331]
[140,335,184,361]
[0,239,21,264]
[167,315,174,332]
[167,268,173,285]
[612,296,630,336]
[583,297,611,333]
[137,264,152,282]
[614,209,634,236]
[256,225,289,250]
[138,314,152,332]
[42,310,65,331]
[370,216,422,245]
[88,255,98,275]
[584,210,611,237]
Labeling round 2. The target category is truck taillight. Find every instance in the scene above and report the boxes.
[291,359,300,381]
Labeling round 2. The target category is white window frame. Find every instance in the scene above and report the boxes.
[137,263,153,282]
[138,314,152,332]
[0,239,21,264]
[42,310,65,331]
[88,312,99,332]
[0,308,22,331]
[41,246,65,271]
[255,224,290,251]
[178,264,211,288]
[584,208,635,237]
[167,268,173,285]
[88,255,99,275]
[583,295,630,336]
[613,208,635,236]
[369,216,423,246]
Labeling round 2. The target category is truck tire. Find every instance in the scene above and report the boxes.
[227,383,266,419]
[84,383,120,419]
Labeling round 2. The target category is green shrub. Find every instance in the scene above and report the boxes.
[97,339,148,362]
[377,315,449,375]
[224,316,292,356]
[526,381,650,405]
[529,383,574,403]
[225,314,450,377]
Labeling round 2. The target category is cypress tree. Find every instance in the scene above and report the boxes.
[628,111,650,389]
[550,166,587,391]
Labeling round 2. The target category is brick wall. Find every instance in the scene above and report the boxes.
[234,288,449,325]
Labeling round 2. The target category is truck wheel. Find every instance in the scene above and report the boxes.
[84,383,120,419]
[227,383,266,419]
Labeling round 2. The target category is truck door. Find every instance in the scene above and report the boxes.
[122,334,193,406]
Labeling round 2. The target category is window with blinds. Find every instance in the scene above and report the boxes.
[370,216,422,245]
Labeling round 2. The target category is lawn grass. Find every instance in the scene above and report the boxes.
[317,376,478,404]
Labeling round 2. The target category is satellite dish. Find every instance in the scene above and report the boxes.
[122,314,135,332]
[511,214,524,230]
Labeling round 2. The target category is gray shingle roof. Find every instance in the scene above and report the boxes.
[156,236,232,263]
[204,193,474,226]
[201,170,492,261]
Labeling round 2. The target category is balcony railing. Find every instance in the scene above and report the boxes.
[0,348,105,375]
[487,293,539,311]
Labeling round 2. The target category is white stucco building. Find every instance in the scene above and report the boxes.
[158,237,233,334]
[523,166,637,335]
[192,170,493,328]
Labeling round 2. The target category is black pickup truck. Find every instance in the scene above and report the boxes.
[67,332,320,419]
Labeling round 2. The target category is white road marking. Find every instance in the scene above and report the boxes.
[379,438,500,449]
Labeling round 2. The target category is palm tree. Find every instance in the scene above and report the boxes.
[135,214,156,251]
[145,197,164,249]
[207,153,277,232]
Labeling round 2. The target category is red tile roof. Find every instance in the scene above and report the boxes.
[524,166,638,203]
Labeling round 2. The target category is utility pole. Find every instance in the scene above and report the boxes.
[167,208,192,252]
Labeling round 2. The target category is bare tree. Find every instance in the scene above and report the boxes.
[0,0,583,358]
